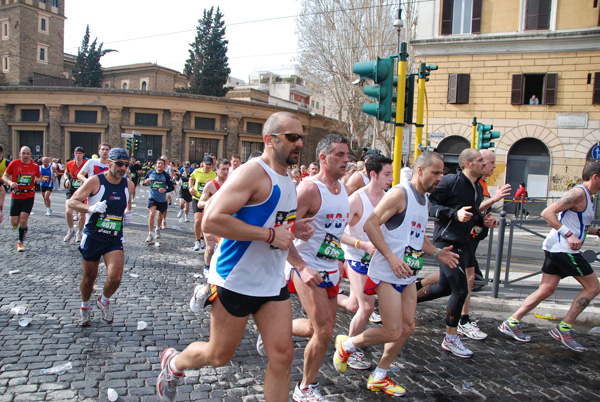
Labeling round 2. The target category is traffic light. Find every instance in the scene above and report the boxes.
[353,56,395,122]
[477,123,501,149]
[133,139,140,152]
[126,138,133,151]
[404,74,415,125]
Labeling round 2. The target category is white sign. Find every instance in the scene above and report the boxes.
[121,133,133,138]
[147,149,153,157]
[556,113,588,129]
[402,127,411,155]
[428,132,446,139]
[35,145,40,152]
[132,130,142,137]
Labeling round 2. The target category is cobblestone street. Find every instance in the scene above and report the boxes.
[1,198,600,401]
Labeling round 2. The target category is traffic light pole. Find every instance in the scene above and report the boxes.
[413,63,427,163]
[471,117,477,148]
[393,42,408,186]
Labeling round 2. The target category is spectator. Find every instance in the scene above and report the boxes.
[514,181,529,218]
[529,94,539,105]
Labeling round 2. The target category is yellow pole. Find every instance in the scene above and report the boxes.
[471,117,477,148]
[393,43,408,186]
[413,72,425,163]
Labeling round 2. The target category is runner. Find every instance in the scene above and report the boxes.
[39,156,58,216]
[229,153,241,173]
[419,148,497,358]
[337,155,394,371]
[2,146,42,251]
[68,148,135,326]
[189,155,216,251]
[333,151,459,396]
[498,161,600,352]
[176,163,192,223]
[284,134,350,401]
[345,149,382,195]
[128,156,142,187]
[156,111,308,402]
[63,147,87,242]
[144,158,174,243]
[189,157,230,312]
[161,155,173,228]
[0,145,8,224]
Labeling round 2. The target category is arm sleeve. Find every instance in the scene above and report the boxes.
[428,177,457,220]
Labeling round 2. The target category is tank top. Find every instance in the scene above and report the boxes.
[342,188,376,263]
[40,165,53,188]
[208,159,297,297]
[542,185,594,254]
[368,182,430,285]
[287,177,350,274]
[361,172,370,186]
[84,174,129,238]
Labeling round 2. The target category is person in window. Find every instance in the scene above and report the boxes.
[529,94,540,105]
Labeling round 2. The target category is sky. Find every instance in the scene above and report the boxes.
[63,0,302,82]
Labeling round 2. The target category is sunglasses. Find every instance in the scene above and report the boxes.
[110,160,130,167]
[269,133,304,142]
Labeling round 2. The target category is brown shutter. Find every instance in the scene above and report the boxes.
[538,0,551,29]
[511,74,524,105]
[458,74,470,103]
[593,72,600,105]
[448,74,458,103]
[544,73,557,105]
[441,0,453,35]
[472,0,482,34]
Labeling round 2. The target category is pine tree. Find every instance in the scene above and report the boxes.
[183,7,231,96]
[72,25,116,87]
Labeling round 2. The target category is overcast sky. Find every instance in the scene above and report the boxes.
[63,0,302,82]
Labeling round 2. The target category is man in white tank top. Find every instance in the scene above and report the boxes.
[345,148,381,195]
[499,161,600,352]
[285,134,350,401]
[156,112,312,402]
[333,151,459,397]
[337,155,393,370]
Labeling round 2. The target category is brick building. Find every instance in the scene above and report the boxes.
[411,0,600,210]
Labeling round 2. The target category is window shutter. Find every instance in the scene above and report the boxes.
[511,74,524,105]
[457,74,470,104]
[592,72,600,105]
[538,0,551,29]
[448,74,458,103]
[472,0,482,34]
[544,73,557,105]
[441,0,453,35]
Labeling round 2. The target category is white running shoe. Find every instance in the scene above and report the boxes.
[146,232,155,243]
[293,382,327,402]
[193,240,201,251]
[63,228,75,242]
[189,285,209,313]
[369,312,382,323]
[176,210,183,218]
[155,228,160,239]
[441,336,473,358]
[457,320,488,340]
[184,215,189,222]
[200,238,205,250]
[45,208,52,216]
[256,333,266,357]
[75,231,83,242]
[73,212,78,221]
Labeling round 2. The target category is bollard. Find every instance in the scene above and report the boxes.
[492,211,507,298]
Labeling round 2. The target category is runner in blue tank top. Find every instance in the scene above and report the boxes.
[67,148,136,327]
[39,157,57,216]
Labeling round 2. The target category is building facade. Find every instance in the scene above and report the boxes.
[411,0,600,210]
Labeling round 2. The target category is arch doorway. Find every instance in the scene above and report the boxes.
[435,135,470,174]
[506,138,550,216]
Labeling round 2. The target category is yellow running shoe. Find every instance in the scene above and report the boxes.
[332,335,351,373]
[367,375,407,396]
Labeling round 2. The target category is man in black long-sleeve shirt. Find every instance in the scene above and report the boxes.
[423,148,497,358]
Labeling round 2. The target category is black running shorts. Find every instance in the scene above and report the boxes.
[541,251,594,278]
[10,197,34,216]
[216,285,290,317]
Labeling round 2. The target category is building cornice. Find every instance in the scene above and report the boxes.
[411,29,600,56]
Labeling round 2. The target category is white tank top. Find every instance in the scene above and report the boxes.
[287,177,350,274]
[361,172,370,186]
[368,182,430,285]
[543,185,594,254]
[342,188,376,262]
[209,159,297,296]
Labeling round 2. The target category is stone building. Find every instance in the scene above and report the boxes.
[0,0,338,165]
[411,0,600,212]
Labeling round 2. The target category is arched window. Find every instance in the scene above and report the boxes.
[141,81,147,91]
[122,83,128,89]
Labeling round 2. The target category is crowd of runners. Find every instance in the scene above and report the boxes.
[1,111,599,402]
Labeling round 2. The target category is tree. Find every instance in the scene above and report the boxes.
[72,25,116,88]
[296,0,418,156]
[183,7,231,97]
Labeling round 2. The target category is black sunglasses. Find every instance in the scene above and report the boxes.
[269,133,305,142]
[110,160,130,167]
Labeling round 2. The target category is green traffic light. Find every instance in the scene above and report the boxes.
[353,57,395,122]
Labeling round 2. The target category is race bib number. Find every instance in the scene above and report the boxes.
[42,175,51,183]
[150,181,164,190]
[316,233,344,260]
[403,246,423,272]
[17,175,32,185]
[72,179,82,189]
[181,182,189,190]
[361,252,372,265]
[95,214,123,236]
[197,182,206,194]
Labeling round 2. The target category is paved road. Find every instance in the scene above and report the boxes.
[1,189,600,401]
